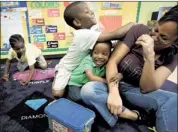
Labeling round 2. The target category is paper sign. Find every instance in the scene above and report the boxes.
[1,43,11,51]
[32,18,45,26]
[33,34,46,42]
[99,16,122,32]
[33,43,44,50]
[46,25,57,33]
[1,2,19,8]
[47,41,58,48]
[102,2,121,9]
[47,9,59,17]
[29,2,60,9]
[30,26,42,34]
[64,2,71,7]
[29,9,42,18]
[1,12,24,51]
[1,7,27,12]
[53,33,65,40]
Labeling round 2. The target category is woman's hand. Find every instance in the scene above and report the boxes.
[107,73,123,115]
[136,34,155,59]
[107,91,123,115]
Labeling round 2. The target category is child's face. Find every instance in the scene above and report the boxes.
[75,2,97,29]
[92,43,111,67]
[13,42,25,54]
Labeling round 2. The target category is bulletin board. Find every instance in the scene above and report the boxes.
[1,2,139,58]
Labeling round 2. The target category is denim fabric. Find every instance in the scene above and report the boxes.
[80,81,177,132]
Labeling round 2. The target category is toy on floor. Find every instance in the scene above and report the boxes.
[45,98,95,132]
[13,68,55,81]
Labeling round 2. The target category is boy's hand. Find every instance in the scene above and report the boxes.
[2,75,9,82]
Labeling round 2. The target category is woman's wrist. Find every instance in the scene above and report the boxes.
[144,52,155,61]
[108,83,119,93]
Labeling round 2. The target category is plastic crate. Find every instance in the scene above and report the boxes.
[45,98,95,132]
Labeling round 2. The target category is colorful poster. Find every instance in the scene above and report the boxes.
[33,34,46,42]
[33,43,44,50]
[102,2,122,9]
[0,1,27,12]
[1,1,138,58]
[29,2,60,9]
[1,12,25,51]
[47,9,60,17]
[32,18,45,26]
[46,25,57,33]
[30,26,42,34]
[99,16,122,32]
[1,43,11,51]
[53,33,65,40]
[47,41,58,48]
[1,2,20,8]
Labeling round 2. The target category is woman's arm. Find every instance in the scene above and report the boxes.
[85,70,107,83]
[106,43,130,90]
[106,24,146,115]
[106,43,130,115]
[140,57,172,93]
[136,34,173,93]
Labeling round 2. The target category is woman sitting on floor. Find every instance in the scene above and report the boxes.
[80,5,178,132]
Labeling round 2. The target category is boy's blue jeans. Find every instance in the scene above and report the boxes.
[80,81,177,132]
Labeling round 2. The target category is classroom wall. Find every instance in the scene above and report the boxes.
[0,1,138,58]
[1,2,177,58]
[138,2,177,24]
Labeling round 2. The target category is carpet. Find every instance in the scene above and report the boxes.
[0,58,177,132]
[7,91,53,132]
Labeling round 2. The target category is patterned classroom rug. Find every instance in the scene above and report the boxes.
[7,91,53,132]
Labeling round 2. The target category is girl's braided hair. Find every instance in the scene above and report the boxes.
[9,34,24,48]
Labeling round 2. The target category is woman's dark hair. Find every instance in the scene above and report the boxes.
[159,5,178,25]
[159,5,178,56]
[9,34,24,48]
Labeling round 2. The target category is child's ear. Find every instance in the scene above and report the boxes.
[73,19,81,28]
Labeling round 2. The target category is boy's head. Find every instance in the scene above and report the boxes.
[9,34,25,54]
[92,41,112,67]
[64,2,97,29]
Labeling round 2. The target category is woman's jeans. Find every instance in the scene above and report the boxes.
[80,81,177,132]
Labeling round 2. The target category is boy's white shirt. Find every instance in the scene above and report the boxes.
[56,25,101,72]
[8,44,42,66]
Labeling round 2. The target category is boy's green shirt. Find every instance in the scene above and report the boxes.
[68,54,105,86]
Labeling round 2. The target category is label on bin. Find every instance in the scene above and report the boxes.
[52,119,72,132]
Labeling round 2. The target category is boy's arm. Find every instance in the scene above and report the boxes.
[20,65,35,86]
[2,59,11,81]
[98,22,135,42]
[85,70,107,83]
[78,22,135,52]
